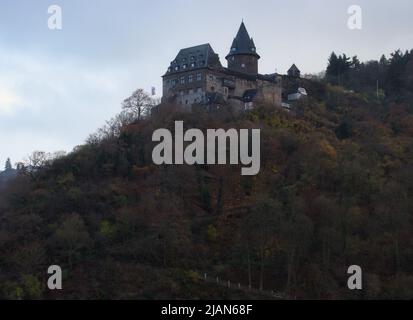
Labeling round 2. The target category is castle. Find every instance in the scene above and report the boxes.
[162,22,283,110]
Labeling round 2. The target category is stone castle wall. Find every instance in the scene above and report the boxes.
[162,68,282,109]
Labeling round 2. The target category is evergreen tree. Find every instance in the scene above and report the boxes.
[351,56,361,69]
[379,54,388,66]
[326,52,339,79]
[5,158,12,171]
[326,52,352,85]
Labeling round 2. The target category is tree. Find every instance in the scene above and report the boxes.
[87,110,135,143]
[122,89,155,121]
[351,56,361,69]
[379,54,388,67]
[241,195,281,291]
[4,158,12,171]
[326,52,352,86]
[20,151,50,180]
[54,213,92,268]
[25,151,49,170]
[326,52,339,80]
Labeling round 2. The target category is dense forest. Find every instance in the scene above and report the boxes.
[0,50,412,299]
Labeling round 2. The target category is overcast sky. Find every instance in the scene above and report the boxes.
[0,0,412,167]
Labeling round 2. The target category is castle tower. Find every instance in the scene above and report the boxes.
[288,64,301,78]
[226,22,260,75]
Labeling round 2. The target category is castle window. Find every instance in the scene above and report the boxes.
[231,47,236,52]
[208,75,214,81]
[183,64,187,69]
[174,66,179,71]
[196,73,202,81]
[197,87,202,93]
[241,63,246,68]
[180,76,185,84]
[188,75,194,83]
[191,62,196,68]
[211,86,215,92]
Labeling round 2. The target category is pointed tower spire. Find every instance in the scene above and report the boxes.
[226,22,260,75]
[227,22,260,59]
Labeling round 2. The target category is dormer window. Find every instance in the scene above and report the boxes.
[231,47,237,52]
[191,62,196,68]
[251,48,255,52]
[174,66,179,71]
[183,64,187,69]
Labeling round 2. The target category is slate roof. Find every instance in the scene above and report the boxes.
[164,43,222,75]
[226,22,260,59]
[288,64,300,76]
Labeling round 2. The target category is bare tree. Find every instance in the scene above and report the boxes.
[21,151,66,179]
[122,89,155,120]
[25,151,49,170]
[87,88,158,144]
[86,110,134,144]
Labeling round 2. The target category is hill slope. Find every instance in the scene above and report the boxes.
[0,83,412,299]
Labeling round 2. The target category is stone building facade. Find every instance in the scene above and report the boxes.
[162,22,282,110]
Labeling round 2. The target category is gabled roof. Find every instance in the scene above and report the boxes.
[165,43,222,75]
[226,22,260,59]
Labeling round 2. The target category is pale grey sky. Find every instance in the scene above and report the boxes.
[0,0,412,167]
